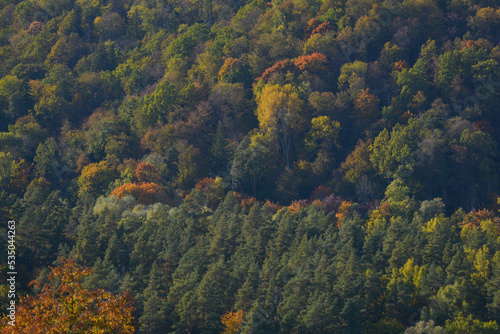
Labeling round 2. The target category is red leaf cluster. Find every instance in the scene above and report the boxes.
[294,52,328,72]
[311,22,334,37]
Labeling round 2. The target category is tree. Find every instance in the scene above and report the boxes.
[256,84,305,168]
[294,52,328,73]
[305,116,340,153]
[0,258,135,333]
[221,310,245,334]
[445,314,498,334]
[77,160,117,197]
[110,182,166,205]
[141,80,178,126]
[230,134,273,198]
[134,162,162,184]
[354,88,380,128]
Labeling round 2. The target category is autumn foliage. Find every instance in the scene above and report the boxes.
[110,182,166,205]
[194,177,226,208]
[294,52,328,72]
[134,162,162,183]
[220,310,245,334]
[335,201,355,228]
[77,161,117,196]
[255,59,295,83]
[0,258,135,333]
[218,58,246,82]
[310,22,334,36]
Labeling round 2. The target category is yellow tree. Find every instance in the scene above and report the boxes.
[220,310,245,334]
[0,258,135,333]
[256,84,304,167]
[305,116,341,152]
[77,160,117,197]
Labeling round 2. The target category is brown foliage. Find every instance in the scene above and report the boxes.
[305,18,320,35]
[26,21,43,35]
[473,120,495,136]
[310,185,333,201]
[0,258,135,333]
[311,22,334,37]
[134,162,161,183]
[354,88,380,122]
[195,177,217,193]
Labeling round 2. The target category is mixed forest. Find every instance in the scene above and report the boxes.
[0,0,500,332]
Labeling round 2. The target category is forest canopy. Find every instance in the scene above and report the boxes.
[0,0,500,332]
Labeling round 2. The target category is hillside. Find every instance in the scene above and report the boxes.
[0,0,500,332]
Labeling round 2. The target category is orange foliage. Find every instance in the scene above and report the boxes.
[233,192,256,212]
[265,199,282,213]
[305,18,320,35]
[110,182,166,205]
[354,88,380,121]
[335,201,354,228]
[195,177,217,192]
[26,21,43,35]
[255,59,295,83]
[218,58,244,81]
[460,40,479,51]
[393,60,409,71]
[0,258,135,333]
[134,162,161,183]
[459,209,499,230]
[288,199,309,213]
[311,22,334,37]
[221,310,245,334]
[194,177,226,209]
[294,52,328,72]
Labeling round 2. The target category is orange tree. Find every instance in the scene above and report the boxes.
[0,258,135,333]
[110,182,166,205]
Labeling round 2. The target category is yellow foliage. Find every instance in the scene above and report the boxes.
[0,258,135,333]
[464,245,490,286]
[387,259,426,305]
[364,209,387,238]
[77,160,117,196]
[421,217,446,233]
[220,310,245,334]
[256,84,304,135]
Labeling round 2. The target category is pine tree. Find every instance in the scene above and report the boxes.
[139,262,169,334]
